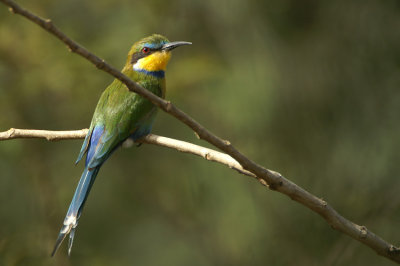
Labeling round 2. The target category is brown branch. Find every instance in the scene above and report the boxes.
[1,0,399,263]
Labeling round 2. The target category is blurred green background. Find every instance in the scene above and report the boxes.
[1,0,400,265]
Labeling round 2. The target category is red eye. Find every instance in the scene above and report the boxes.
[142,47,150,53]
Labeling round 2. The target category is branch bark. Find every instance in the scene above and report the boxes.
[1,0,399,263]
[0,128,256,179]
[0,128,89,141]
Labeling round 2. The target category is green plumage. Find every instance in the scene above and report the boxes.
[84,71,164,165]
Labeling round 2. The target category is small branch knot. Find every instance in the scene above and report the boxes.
[67,45,77,52]
[46,134,61,141]
[44,19,52,29]
[8,128,15,138]
[258,178,268,186]
[96,60,106,69]
[165,100,172,112]
[359,226,368,239]
[223,140,231,146]
[389,245,400,254]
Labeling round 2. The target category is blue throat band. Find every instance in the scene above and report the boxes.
[135,69,165,78]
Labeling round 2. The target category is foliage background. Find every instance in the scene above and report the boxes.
[1,0,400,265]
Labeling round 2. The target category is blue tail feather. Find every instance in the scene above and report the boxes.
[52,122,154,256]
[53,125,105,256]
[51,166,100,256]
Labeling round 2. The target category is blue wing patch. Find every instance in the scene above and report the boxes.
[86,125,105,167]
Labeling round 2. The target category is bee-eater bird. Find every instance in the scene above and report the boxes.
[51,34,191,256]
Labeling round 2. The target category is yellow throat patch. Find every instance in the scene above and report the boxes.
[134,51,171,72]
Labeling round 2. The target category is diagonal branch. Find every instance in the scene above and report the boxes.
[1,0,399,263]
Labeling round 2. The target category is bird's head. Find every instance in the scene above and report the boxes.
[124,34,191,76]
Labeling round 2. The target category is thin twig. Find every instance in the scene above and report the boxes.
[137,134,259,180]
[0,128,89,141]
[0,128,256,179]
[0,0,399,263]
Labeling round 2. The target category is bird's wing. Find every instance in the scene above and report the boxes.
[86,110,157,169]
[75,125,93,165]
[76,78,159,168]
[85,124,120,169]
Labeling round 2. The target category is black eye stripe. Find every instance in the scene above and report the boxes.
[130,49,156,65]
[130,52,143,65]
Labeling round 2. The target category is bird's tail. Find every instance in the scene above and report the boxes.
[51,166,100,256]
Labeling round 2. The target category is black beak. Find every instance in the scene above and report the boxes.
[162,41,192,51]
